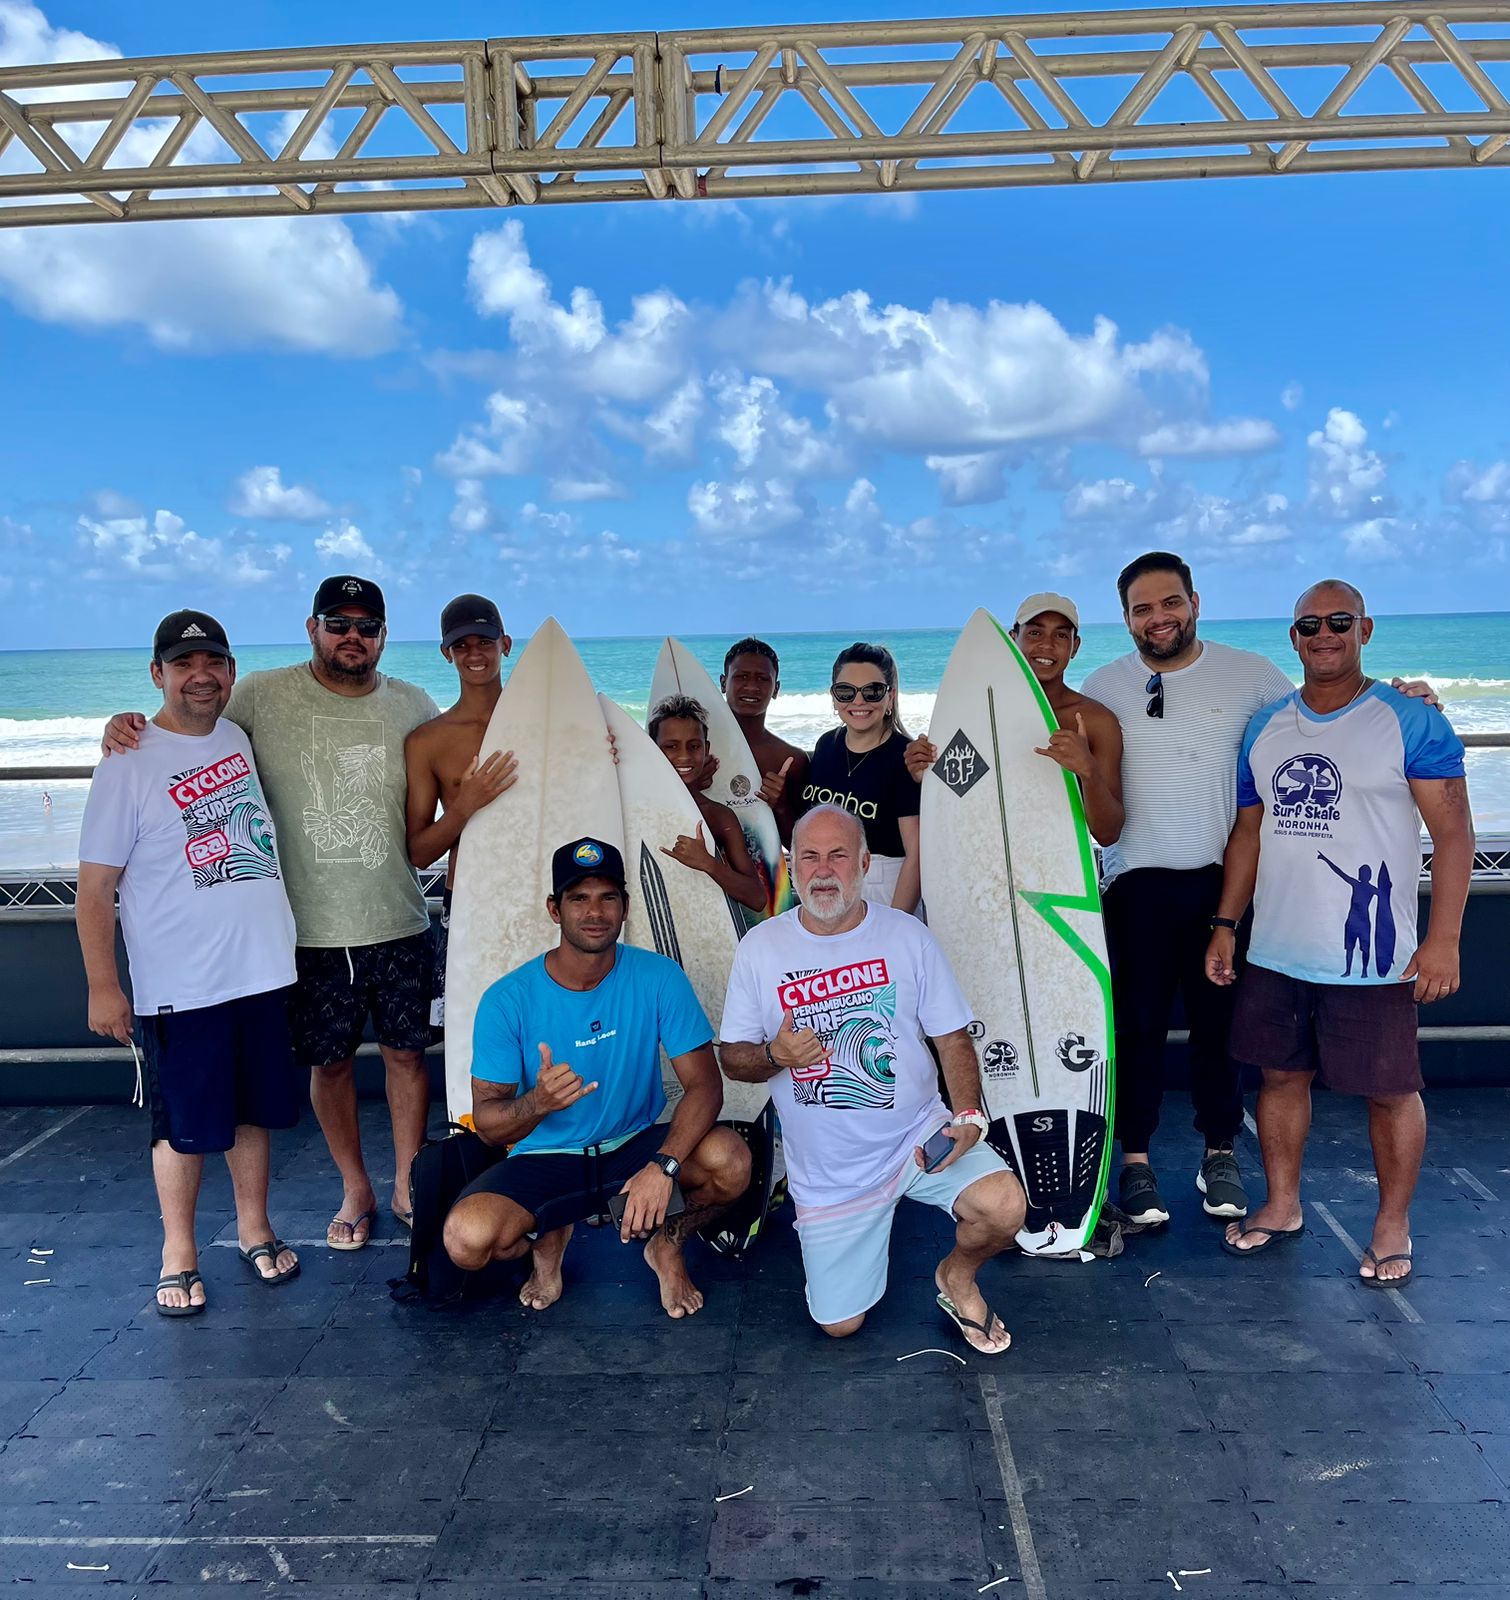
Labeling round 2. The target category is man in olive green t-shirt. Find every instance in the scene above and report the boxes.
[103,575,439,1250]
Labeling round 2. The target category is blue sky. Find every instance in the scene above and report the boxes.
[1,0,1507,648]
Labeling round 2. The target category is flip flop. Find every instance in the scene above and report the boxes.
[156,1269,206,1318]
[239,1239,300,1286]
[392,1207,413,1231]
[1220,1222,1304,1257]
[1360,1244,1413,1288]
[936,1291,1011,1356]
[326,1208,377,1252]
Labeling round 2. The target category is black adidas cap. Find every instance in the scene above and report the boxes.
[312,574,385,621]
[550,837,627,899]
[153,609,231,664]
[440,593,504,649]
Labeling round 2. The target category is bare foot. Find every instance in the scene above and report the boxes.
[645,1231,704,1319]
[1223,1200,1303,1252]
[519,1225,573,1311]
[935,1260,1009,1354]
[1360,1217,1412,1282]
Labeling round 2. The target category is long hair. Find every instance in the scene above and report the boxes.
[831,641,908,740]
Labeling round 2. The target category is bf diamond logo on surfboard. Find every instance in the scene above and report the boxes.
[933,729,989,798]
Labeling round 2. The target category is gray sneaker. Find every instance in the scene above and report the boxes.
[1118,1162,1170,1227]
[1196,1146,1248,1218]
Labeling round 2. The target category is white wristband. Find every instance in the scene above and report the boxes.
[951,1109,989,1133]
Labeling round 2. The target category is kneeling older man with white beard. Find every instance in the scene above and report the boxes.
[719,804,1025,1353]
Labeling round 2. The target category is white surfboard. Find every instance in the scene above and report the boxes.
[920,609,1115,1256]
[649,639,792,921]
[445,618,623,1120]
[599,693,768,1124]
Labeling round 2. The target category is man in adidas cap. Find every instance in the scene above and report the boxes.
[78,609,301,1314]
[101,575,442,1253]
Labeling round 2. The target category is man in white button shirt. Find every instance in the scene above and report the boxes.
[1083,552,1441,1230]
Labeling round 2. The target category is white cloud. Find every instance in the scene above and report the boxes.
[314,520,375,564]
[1136,417,1280,459]
[687,476,804,538]
[925,452,1010,506]
[1281,382,1304,412]
[77,506,289,584]
[1307,407,1389,521]
[548,474,626,503]
[1446,458,1510,534]
[712,371,844,477]
[1342,517,1403,562]
[0,7,401,356]
[231,465,332,523]
[449,479,494,535]
[1064,478,1151,520]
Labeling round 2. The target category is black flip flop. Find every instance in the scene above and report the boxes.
[156,1269,206,1318]
[1360,1244,1413,1289]
[936,1291,1012,1356]
[239,1239,300,1287]
[1220,1222,1304,1258]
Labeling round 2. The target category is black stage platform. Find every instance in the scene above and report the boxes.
[0,1091,1506,1598]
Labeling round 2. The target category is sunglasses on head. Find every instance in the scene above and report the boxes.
[319,614,383,638]
[831,682,890,704]
[1294,612,1362,637]
[1145,672,1164,719]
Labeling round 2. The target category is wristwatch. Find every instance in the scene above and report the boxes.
[1210,916,1239,931]
[951,1109,989,1133]
[652,1153,682,1179]
[763,1039,778,1070]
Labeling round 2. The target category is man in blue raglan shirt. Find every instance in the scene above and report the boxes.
[442,837,750,1318]
[1205,580,1474,1287]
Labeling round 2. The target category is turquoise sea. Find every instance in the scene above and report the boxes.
[1,611,1506,872]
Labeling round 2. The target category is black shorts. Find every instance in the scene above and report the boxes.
[429,889,451,1031]
[289,930,433,1069]
[454,1124,670,1233]
[1232,963,1423,1097]
[139,989,300,1154]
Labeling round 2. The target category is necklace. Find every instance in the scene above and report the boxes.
[1295,673,1372,732]
[844,741,876,779]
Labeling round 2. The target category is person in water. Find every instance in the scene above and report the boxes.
[647,695,767,913]
[721,637,809,847]
[905,592,1125,847]
[800,642,921,913]
[443,838,751,1318]
[1207,580,1473,1286]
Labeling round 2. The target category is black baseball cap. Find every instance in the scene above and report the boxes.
[550,837,627,899]
[440,593,504,650]
[153,609,231,664]
[312,574,385,621]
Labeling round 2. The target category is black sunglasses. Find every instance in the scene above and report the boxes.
[1145,672,1164,719]
[1294,612,1362,637]
[319,614,383,638]
[831,682,890,704]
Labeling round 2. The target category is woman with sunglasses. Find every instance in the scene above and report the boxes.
[800,643,921,913]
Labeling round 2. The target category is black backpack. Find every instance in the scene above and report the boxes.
[389,1124,513,1305]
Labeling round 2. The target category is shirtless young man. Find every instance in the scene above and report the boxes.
[721,638,809,846]
[906,593,1125,847]
[649,695,768,914]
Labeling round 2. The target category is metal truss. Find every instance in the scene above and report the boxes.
[0,3,1506,226]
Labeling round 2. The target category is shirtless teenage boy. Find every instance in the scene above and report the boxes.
[649,695,768,913]
[906,593,1125,847]
[721,638,809,846]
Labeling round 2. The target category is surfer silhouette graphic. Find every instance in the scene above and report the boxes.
[1316,852,1396,977]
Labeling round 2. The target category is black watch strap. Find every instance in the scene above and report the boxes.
[652,1153,682,1179]
[1210,916,1239,931]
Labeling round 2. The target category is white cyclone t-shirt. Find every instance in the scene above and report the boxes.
[720,901,973,1207]
[79,720,297,1015]
[1083,641,1292,883]
[1237,684,1465,985]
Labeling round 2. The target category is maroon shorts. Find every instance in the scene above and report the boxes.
[1231,963,1422,1097]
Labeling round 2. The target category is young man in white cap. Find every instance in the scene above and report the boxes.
[907,591,1124,846]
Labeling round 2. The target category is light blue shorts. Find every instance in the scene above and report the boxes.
[794,1137,1010,1327]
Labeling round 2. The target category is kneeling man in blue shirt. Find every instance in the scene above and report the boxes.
[443,837,751,1317]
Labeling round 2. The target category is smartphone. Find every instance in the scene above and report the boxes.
[609,1184,687,1232]
[920,1124,956,1173]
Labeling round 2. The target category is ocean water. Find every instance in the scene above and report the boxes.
[2,612,1506,873]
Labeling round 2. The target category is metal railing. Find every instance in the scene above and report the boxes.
[0,5,1506,225]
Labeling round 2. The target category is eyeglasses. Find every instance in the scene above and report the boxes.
[1293,612,1363,637]
[831,682,890,704]
[1145,672,1164,719]
[319,614,383,638]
